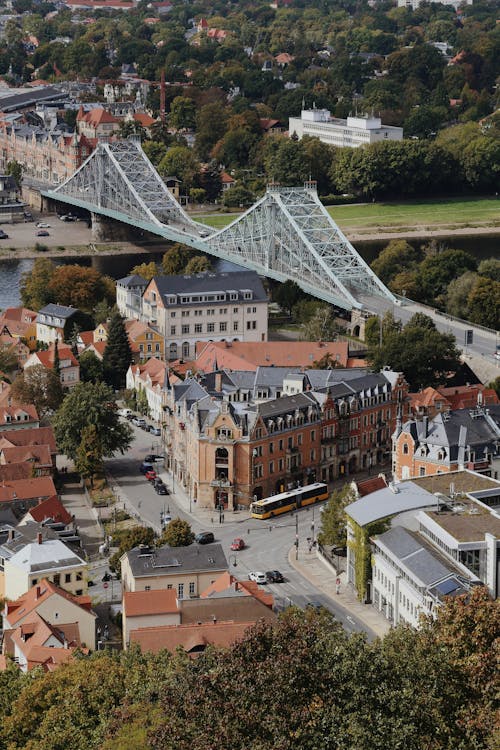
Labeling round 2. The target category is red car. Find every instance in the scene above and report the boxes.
[145,470,157,481]
[230,537,245,551]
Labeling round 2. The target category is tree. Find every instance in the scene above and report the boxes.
[53,338,60,379]
[20,257,55,310]
[301,306,338,342]
[371,240,422,286]
[47,265,116,313]
[158,146,200,191]
[368,317,461,390]
[263,137,309,186]
[189,188,206,205]
[6,159,23,187]
[273,280,303,316]
[53,381,132,463]
[417,249,477,305]
[159,518,194,547]
[317,485,355,547]
[102,311,133,390]
[79,350,104,383]
[109,525,156,574]
[445,271,478,319]
[184,255,211,274]
[169,96,196,130]
[75,424,103,487]
[477,257,500,282]
[11,365,63,419]
[222,184,255,208]
[195,102,228,160]
[0,344,18,375]
[129,261,157,283]
[162,244,196,275]
[467,277,500,330]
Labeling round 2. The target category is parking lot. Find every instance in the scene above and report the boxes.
[0,212,93,248]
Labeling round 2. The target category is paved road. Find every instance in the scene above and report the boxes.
[106,421,374,638]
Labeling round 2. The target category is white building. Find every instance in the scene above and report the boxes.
[398,0,471,9]
[288,109,403,148]
[126,270,268,362]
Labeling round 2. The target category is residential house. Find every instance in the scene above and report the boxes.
[116,274,147,319]
[0,334,30,368]
[138,270,268,361]
[2,611,86,671]
[36,304,80,344]
[3,578,96,650]
[125,319,165,362]
[129,619,251,656]
[126,357,167,423]
[0,403,39,432]
[76,106,121,139]
[0,443,52,477]
[220,172,235,192]
[0,306,38,350]
[289,109,403,148]
[122,588,180,648]
[0,173,26,222]
[409,384,498,419]
[3,533,87,600]
[0,426,57,468]
[0,475,58,521]
[19,495,72,527]
[121,542,228,596]
[393,406,500,481]
[24,342,80,389]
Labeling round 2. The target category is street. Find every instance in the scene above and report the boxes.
[105,422,375,638]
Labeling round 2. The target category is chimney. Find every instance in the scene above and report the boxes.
[37,532,42,544]
[35,585,41,599]
[215,372,222,393]
[212,615,217,624]
[8,527,15,541]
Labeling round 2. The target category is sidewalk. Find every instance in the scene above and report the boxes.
[59,478,105,560]
[289,547,390,639]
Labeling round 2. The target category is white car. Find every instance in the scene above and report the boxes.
[36,222,50,228]
[248,571,267,585]
[494,350,500,361]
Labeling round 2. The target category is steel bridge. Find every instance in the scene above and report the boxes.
[41,138,396,311]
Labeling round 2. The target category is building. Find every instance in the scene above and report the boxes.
[126,357,167,423]
[0,173,26,222]
[36,304,80,344]
[121,542,228,595]
[0,307,37,350]
[162,367,408,510]
[398,0,472,9]
[76,106,121,139]
[3,534,87,600]
[24,342,80,390]
[409,384,499,419]
[0,333,30,368]
[0,403,39,432]
[288,109,403,148]
[0,476,58,522]
[3,578,96,652]
[0,442,52,477]
[137,271,268,361]
[393,406,500,481]
[0,426,57,468]
[116,274,147,319]
[1,611,86,671]
[194,340,352,372]
[125,319,165,362]
[344,471,500,625]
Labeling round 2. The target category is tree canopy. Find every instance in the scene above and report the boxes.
[102,312,133,391]
[11,365,63,419]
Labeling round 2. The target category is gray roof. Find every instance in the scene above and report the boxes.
[126,542,228,578]
[117,274,147,288]
[152,270,267,304]
[256,391,318,419]
[375,526,469,590]
[38,303,78,319]
[345,481,436,526]
[0,86,66,112]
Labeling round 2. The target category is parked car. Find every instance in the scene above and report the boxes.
[145,470,157,481]
[145,453,163,463]
[140,422,150,431]
[59,214,77,222]
[132,417,147,428]
[195,531,215,545]
[36,230,50,237]
[125,412,135,421]
[161,513,172,527]
[306,601,325,611]
[118,408,132,418]
[139,462,154,474]
[155,484,168,495]
[248,571,267,585]
[230,537,245,551]
[36,222,50,228]
[266,570,284,583]
[149,426,161,436]
[0,229,9,239]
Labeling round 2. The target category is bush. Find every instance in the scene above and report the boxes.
[34,243,48,252]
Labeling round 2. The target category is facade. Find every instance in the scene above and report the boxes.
[24,343,80,390]
[125,319,165,362]
[3,534,87,600]
[0,404,39,432]
[126,357,167,423]
[137,271,268,361]
[289,109,403,148]
[162,367,408,510]
[36,304,80,344]
[393,406,500,481]
[0,476,58,525]
[0,307,38,350]
[121,542,228,595]
[76,106,121,139]
[409,384,499,419]
[116,274,147,319]
[0,173,25,222]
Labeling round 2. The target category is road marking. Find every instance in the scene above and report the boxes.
[346,616,355,625]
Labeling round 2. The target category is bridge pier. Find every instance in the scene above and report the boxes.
[91,212,135,242]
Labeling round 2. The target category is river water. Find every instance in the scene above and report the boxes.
[0,235,498,310]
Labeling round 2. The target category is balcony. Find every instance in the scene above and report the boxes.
[286,445,299,454]
[210,478,232,488]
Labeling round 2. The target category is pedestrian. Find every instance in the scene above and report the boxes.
[336,576,341,595]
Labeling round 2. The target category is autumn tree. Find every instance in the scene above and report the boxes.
[20,257,55,311]
[129,262,157,283]
[467,277,500,330]
[162,244,196,275]
[159,518,194,547]
[53,381,132,463]
[11,365,63,419]
[301,305,339,342]
[47,265,116,313]
[184,255,211,275]
[75,424,103,487]
[0,344,18,375]
[102,311,133,390]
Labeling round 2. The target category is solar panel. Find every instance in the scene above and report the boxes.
[435,577,459,596]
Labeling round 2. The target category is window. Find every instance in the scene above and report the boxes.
[220,308,227,315]
[147,344,152,352]
[65,573,71,583]
[219,322,227,332]
[171,311,176,317]
[145,585,151,591]
[76,571,83,581]
[207,323,215,332]
[178,583,184,598]
[53,574,60,586]
[311,430,316,441]
[167,584,173,589]
[246,321,257,330]
[182,310,189,317]
[403,443,409,455]
[189,581,195,595]
[419,467,426,476]
[170,326,176,335]
[233,322,238,331]
[269,461,274,473]
[279,439,283,450]
[278,458,284,471]
[182,325,190,334]
[298,434,302,445]
[269,442,274,454]
[233,307,238,313]
[195,323,202,333]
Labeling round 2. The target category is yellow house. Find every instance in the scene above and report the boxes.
[125,319,165,362]
[93,322,109,343]
[121,542,228,596]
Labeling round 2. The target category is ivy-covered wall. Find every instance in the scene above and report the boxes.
[348,518,390,601]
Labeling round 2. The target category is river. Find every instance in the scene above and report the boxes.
[0,235,498,310]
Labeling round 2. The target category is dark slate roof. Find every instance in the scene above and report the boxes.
[38,303,78,319]
[117,274,147,288]
[126,543,228,578]
[256,392,318,419]
[0,86,66,112]
[152,271,267,303]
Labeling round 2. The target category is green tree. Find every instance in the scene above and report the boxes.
[162,244,196,275]
[6,159,23,187]
[445,271,478,319]
[53,338,60,379]
[169,96,196,130]
[467,277,500,330]
[53,381,132,462]
[368,316,461,390]
[0,344,19,375]
[477,257,500,282]
[417,249,477,305]
[158,146,200,191]
[222,184,255,208]
[109,525,156,574]
[301,306,338,342]
[159,518,194,547]
[11,365,63,419]
[371,240,423,286]
[129,261,157,283]
[93,299,116,327]
[184,255,211,274]
[273,280,303,316]
[195,102,228,160]
[212,127,258,170]
[136,387,149,416]
[102,311,133,390]
[75,424,103,487]
[142,140,169,166]
[20,257,55,310]
[263,137,309,186]
[317,485,355,547]
[189,188,206,205]
[79,350,104,384]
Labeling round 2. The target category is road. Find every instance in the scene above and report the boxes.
[105,421,374,638]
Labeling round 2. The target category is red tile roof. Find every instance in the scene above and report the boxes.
[355,476,387,497]
[0,443,51,467]
[28,495,72,526]
[130,620,253,655]
[30,344,78,369]
[133,112,156,127]
[5,578,94,627]
[0,404,38,427]
[0,426,56,453]
[0,476,57,504]
[124,589,179,617]
[77,106,120,125]
[195,340,350,372]
[201,572,274,608]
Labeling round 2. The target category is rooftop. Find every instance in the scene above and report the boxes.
[345,481,436,527]
[152,270,267,304]
[123,588,178,617]
[38,304,78,319]
[8,538,85,573]
[423,501,500,542]
[125,542,228,578]
[129,619,252,655]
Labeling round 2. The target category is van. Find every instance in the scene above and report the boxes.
[195,531,215,545]
[118,409,132,418]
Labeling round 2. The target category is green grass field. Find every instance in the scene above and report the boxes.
[197,197,500,231]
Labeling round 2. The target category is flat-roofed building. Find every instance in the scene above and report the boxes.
[289,109,403,148]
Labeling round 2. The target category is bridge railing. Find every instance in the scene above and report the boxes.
[395,294,498,337]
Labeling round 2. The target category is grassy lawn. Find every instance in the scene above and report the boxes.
[197,197,500,231]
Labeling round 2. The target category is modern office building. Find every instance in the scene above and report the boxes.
[288,109,403,148]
